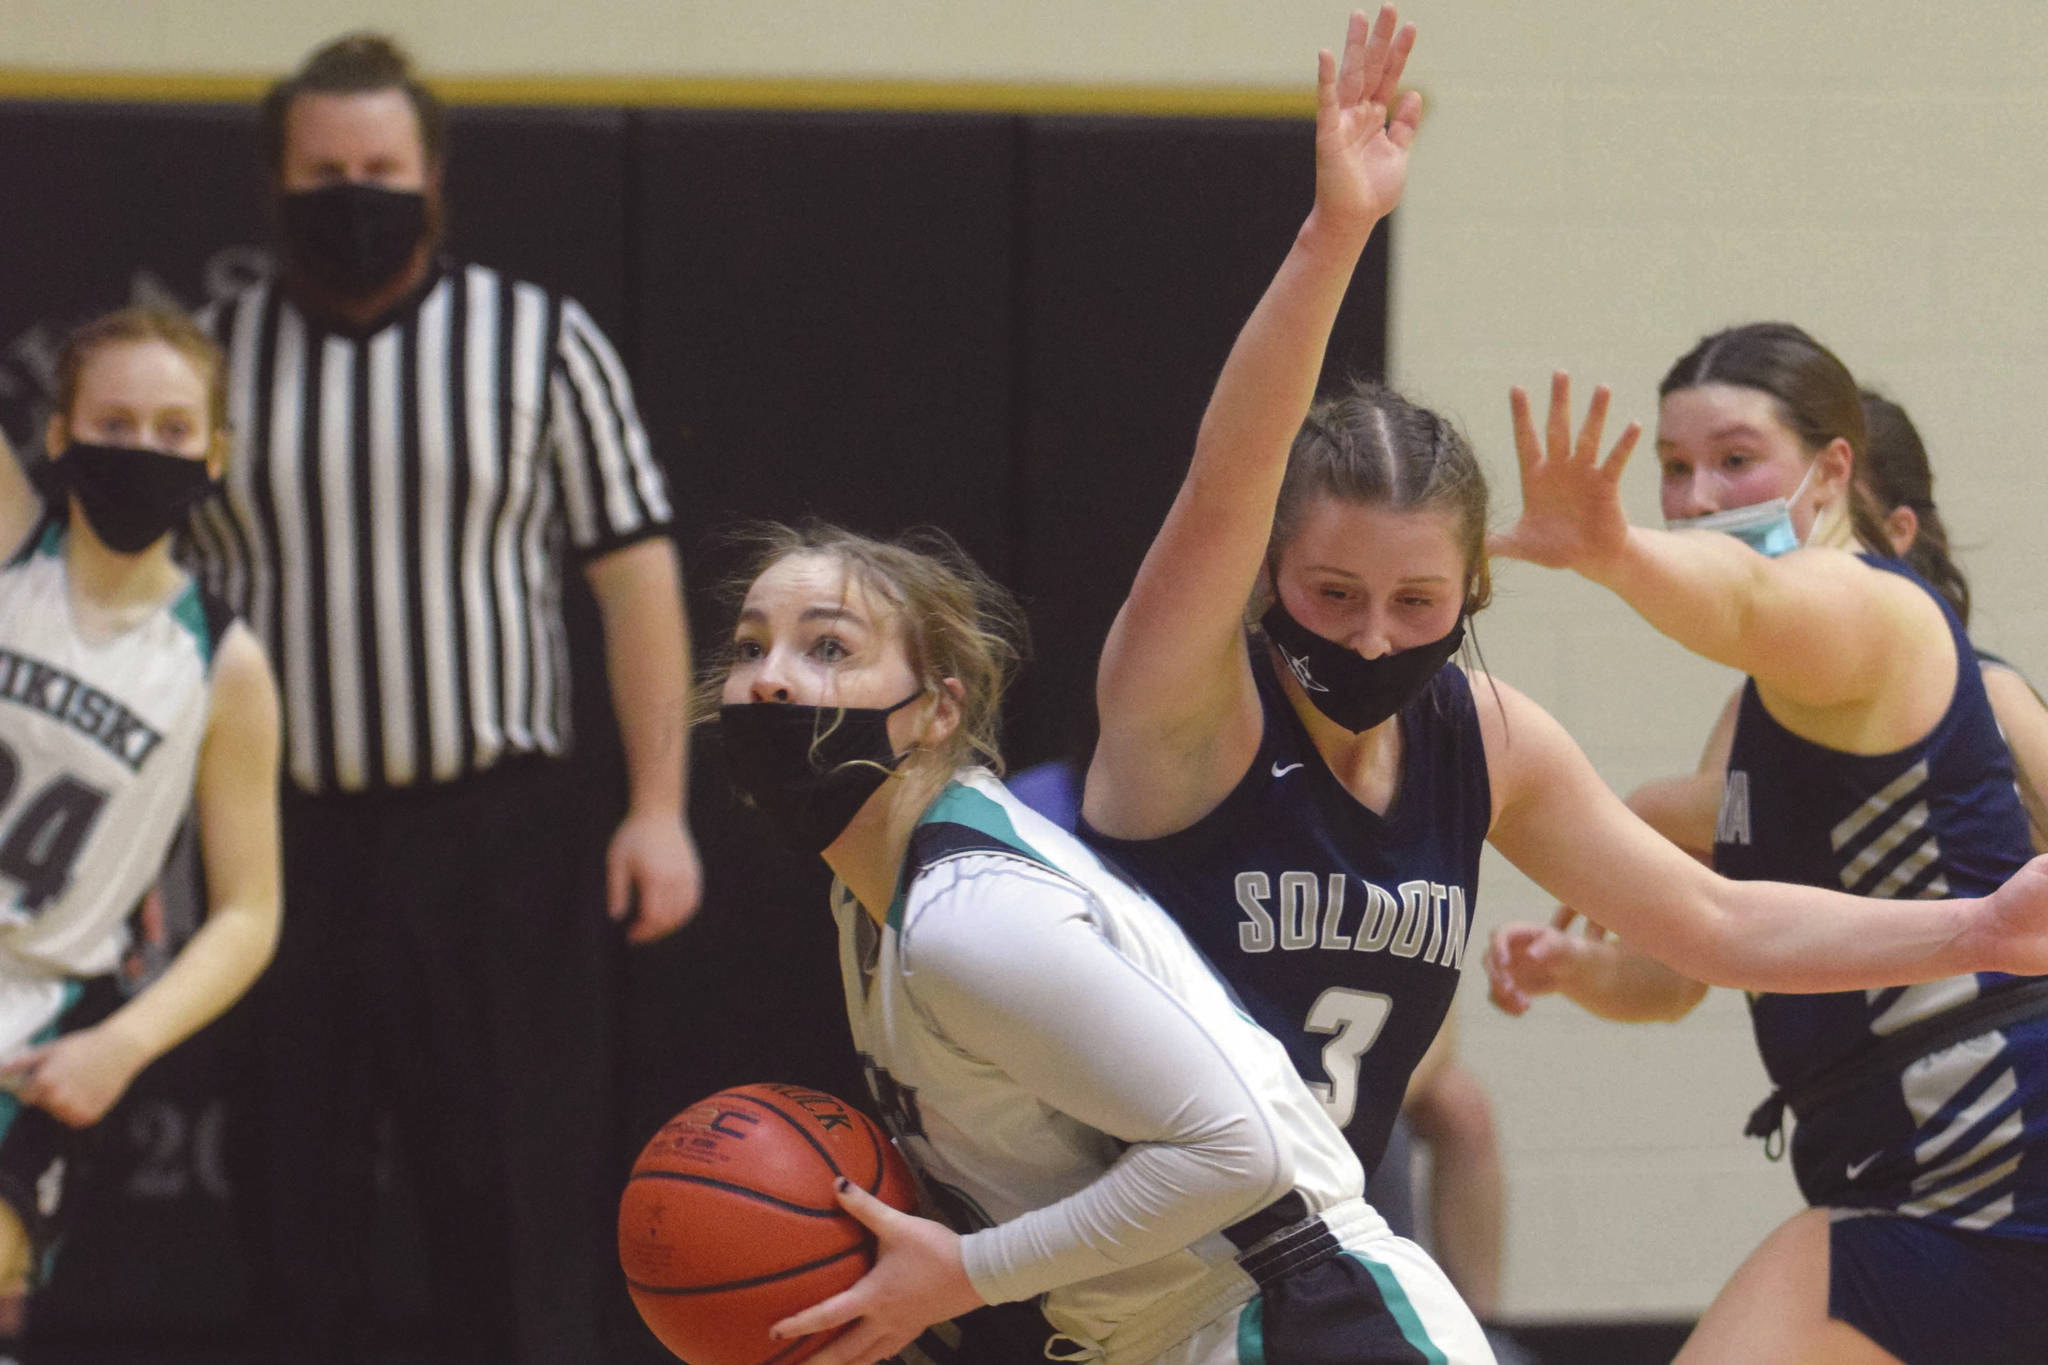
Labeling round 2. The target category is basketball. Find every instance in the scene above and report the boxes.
[619,1083,919,1365]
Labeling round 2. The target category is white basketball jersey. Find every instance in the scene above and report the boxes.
[0,525,222,977]
[836,769,1363,1350]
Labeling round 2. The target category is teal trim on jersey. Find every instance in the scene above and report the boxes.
[33,520,63,559]
[1235,1295,1268,1365]
[169,580,216,667]
[888,779,1056,930]
[1354,1252,1448,1364]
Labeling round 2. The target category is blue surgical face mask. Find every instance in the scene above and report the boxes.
[1664,458,1818,557]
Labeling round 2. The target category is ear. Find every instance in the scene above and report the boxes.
[1813,437,1855,504]
[919,678,966,752]
[1882,503,1919,556]
[43,414,66,460]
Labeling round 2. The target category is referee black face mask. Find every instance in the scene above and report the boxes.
[53,442,217,555]
[719,694,921,854]
[279,182,430,299]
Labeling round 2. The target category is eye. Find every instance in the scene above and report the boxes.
[811,635,849,663]
[1720,450,1754,471]
[1317,585,1352,602]
[731,638,764,661]
[1660,459,1690,481]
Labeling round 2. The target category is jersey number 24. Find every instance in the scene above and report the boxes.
[0,741,109,913]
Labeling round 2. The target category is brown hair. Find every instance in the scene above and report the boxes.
[1659,322,1891,556]
[1269,379,1492,615]
[55,306,228,441]
[261,33,445,175]
[1859,388,1970,626]
[695,523,1028,774]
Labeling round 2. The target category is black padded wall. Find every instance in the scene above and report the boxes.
[1007,116,1390,765]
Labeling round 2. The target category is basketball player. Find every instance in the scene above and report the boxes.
[0,308,280,1329]
[706,501,2048,1365]
[718,521,1494,1365]
[1486,333,2048,1363]
[1577,387,2048,869]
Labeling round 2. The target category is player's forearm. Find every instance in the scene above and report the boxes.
[591,538,692,816]
[1675,872,1979,994]
[103,896,278,1066]
[1581,528,1763,673]
[1558,938,1709,1022]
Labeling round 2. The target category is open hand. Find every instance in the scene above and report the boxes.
[1312,6,1424,236]
[1489,372,1642,574]
[1486,921,1588,1016]
[767,1180,984,1365]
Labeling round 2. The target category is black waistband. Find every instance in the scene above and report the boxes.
[1746,977,2048,1159]
[1221,1191,1342,1288]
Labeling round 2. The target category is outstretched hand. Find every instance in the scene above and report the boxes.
[1488,372,1643,575]
[1313,6,1424,235]
[767,1180,984,1365]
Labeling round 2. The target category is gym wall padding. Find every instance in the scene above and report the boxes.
[0,96,1387,1352]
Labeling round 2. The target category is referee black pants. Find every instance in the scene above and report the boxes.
[224,756,622,1365]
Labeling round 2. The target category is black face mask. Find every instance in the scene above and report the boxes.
[53,442,216,554]
[719,693,922,854]
[279,182,430,300]
[1260,599,1464,734]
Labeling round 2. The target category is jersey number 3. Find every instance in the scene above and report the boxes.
[1303,986,1393,1129]
[0,741,110,912]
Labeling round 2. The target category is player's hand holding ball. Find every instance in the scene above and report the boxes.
[619,1082,977,1365]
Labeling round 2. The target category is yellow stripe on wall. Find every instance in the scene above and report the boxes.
[0,70,1316,118]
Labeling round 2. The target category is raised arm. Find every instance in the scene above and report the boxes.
[8,626,281,1127]
[1476,677,2048,994]
[1085,5,1419,836]
[1491,374,1947,714]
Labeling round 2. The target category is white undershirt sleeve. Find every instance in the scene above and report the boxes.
[897,855,1294,1305]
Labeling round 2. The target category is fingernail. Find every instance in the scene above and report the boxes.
[835,1177,850,1193]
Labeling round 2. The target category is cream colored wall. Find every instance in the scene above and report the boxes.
[13,0,2046,1325]
[1395,1,2048,1321]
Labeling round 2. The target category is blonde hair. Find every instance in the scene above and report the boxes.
[56,305,228,443]
[696,522,1028,774]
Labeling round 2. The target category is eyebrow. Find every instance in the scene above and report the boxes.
[734,604,866,625]
[1657,423,1766,450]
[1303,563,1452,587]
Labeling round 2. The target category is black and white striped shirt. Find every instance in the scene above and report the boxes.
[187,262,673,795]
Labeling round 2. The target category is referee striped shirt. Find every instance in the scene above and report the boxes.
[187,261,673,795]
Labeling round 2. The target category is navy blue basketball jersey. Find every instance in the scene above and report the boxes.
[1080,649,1489,1175]
[1716,556,2048,1240]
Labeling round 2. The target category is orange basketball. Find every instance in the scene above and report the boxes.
[619,1083,918,1365]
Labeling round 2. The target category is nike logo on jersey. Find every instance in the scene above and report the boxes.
[1271,762,1304,778]
[1846,1151,1881,1180]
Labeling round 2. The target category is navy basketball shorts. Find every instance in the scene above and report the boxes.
[1169,1202,1492,1365]
[1829,1210,2048,1365]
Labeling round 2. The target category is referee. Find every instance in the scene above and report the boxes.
[185,34,700,1365]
